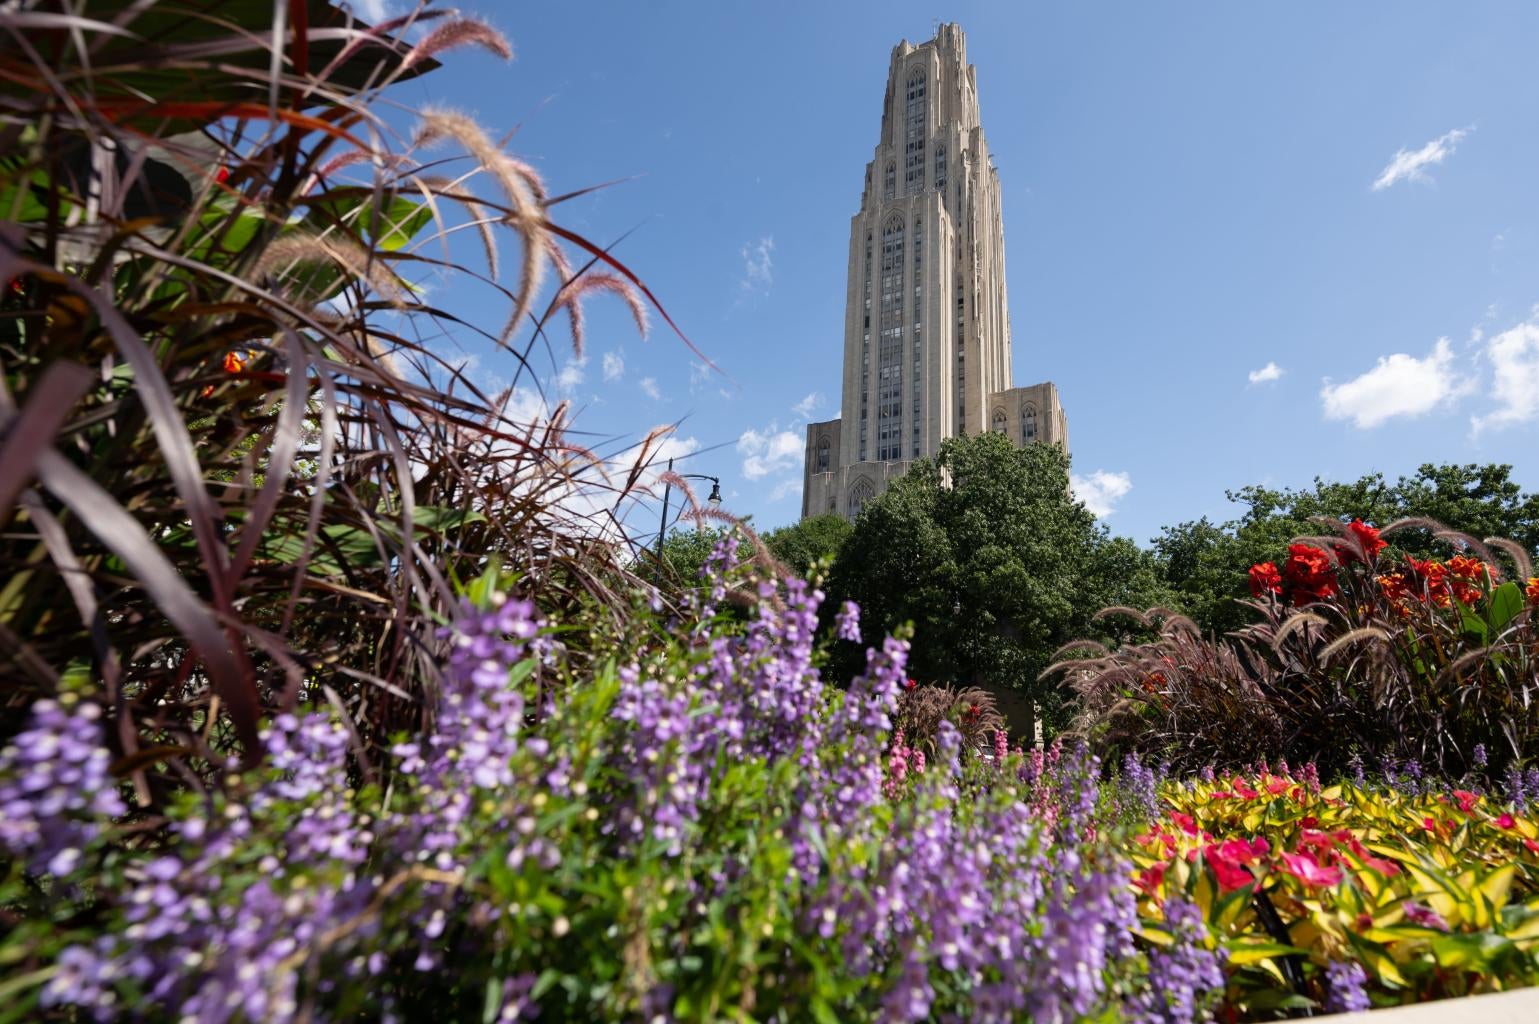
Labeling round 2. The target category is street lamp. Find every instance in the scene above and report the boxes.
[655,457,722,566]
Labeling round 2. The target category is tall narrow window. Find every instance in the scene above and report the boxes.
[877,216,905,461]
[884,162,896,200]
[1023,405,1038,442]
[992,409,1006,435]
[935,144,947,192]
[904,69,926,195]
[816,436,830,472]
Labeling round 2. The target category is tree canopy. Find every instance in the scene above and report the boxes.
[825,433,1167,730]
[1155,463,1539,636]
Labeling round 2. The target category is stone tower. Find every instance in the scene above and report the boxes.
[801,23,1069,520]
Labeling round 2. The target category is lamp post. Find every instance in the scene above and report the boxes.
[655,456,722,567]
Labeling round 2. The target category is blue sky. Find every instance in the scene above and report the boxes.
[369,1,1539,546]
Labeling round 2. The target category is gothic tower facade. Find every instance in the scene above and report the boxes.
[802,23,1069,520]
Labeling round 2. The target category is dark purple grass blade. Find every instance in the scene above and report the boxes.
[35,450,261,761]
[0,361,94,530]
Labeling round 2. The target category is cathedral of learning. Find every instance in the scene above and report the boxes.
[801,23,1069,521]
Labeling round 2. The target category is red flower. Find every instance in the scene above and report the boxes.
[905,678,917,691]
[223,350,248,374]
[1407,557,1451,607]
[1337,519,1387,563]
[1248,561,1283,598]
[1526,576,1539,605]
[1283,544,1338,606]
[1135,862,1167,895]
[214,166,230,184]
[1377,571,1413,614]
[1497,813,1516,830]
[1451,790,1480,814]
[1204,842,1263,891]
[1230,778,1260,801]
[1170,811,1199,836]
[1526,839,1539,854]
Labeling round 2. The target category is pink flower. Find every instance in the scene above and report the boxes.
[1280,850,1343,887]
[1497,813,1517,830]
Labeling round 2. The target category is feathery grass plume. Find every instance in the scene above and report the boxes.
[410,174,502,280]
[1484,536,1533,581]
[414,109,547,344]
[1319,627,1389,666]
[553,271,650,358]
[1156,612,1202,638]
[1046,639,1110,664]
[402,16,513,70]
[1091,605,1151,628]
[1432,527,1499,569]
[251,233,406,306]
[1380,516,1448,539]
[1271,612,1326,653]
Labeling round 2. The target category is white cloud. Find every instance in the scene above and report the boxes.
[791,391,823,420]
[1372,127,1470,191]
[601,350,624,382]
[739,236,775,295]
[769,478,803,502]
[737,427,803,480]
[1320,337,1471,429]
[1072,470,1132,518]
[555,358,585,395]
[1247,361,1284,385]
[639,377,661,400]
[1471,319,1539,433]
[351,0,394,23]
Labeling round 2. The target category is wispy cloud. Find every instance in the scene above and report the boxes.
[737,426,802,480]
[352,0,394,23]
[639,376,661,400]
[555,357,585,395]
[1372,127,1470,191]
[769,478,803,502]
[791,391,823,420]
[601,349,624,382]
[1471,318,1539,434]
[739,236,775,296]
[1248,361,1284,385]
[1071,470,1132,518]
[1320,338,1471,428]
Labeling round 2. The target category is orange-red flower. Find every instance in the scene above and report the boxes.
[1337,519,1387,563]
[1283,544,1337,606]
[1447,555,1489,605]
[1248,561,1283,599]
[1527,576,1539,605]
[1407,557,1451,607]
[223,350,249,374]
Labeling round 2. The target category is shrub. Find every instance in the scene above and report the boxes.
[1061,517,1539,778]
[3,539,1185,1023]
[0,2,672,772]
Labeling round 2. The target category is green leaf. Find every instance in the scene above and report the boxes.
[1488,581,1524,632]
[1431,932,1515,972]
[1226,938,1307,966]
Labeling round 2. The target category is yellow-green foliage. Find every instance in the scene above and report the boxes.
[1128,769,1539,1015]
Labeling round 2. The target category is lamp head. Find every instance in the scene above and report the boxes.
[707,480,722,507]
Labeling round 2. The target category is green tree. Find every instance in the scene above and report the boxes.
[826,433,1163,732]
[761,514,853,578]
[656,526,729,587]
[1154,463,1539,636]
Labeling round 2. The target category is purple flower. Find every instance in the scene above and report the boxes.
[0,699,124,879]
[1325,960,1371,1014]
[835,600,862,642]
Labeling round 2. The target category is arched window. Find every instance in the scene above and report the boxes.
[883,161,896,200]
[904,69,926,195]
[992,409,1007,435]
[849,478,876,518]
[1022,405,1038,442]
[816,436,830,472]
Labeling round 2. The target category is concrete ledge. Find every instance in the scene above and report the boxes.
[1317,987,1539,1022]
